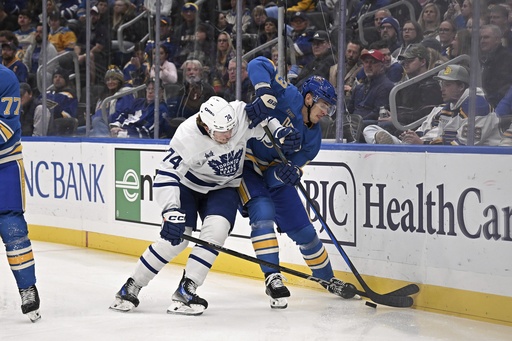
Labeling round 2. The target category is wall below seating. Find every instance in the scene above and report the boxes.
[21,137,512,326]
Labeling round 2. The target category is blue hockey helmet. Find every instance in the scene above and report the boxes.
[300,76,337,116]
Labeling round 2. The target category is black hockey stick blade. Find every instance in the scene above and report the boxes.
[385,284,420,297]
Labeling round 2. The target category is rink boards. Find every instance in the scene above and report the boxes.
[20,137,512,325]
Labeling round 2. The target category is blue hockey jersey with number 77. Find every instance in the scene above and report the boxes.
[0,64,22,165]
[245,56,322,173]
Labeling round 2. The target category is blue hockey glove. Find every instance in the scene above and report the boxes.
[275,161,302,186]
[246,84,277,128]
[160,208,186,246]
[273,126,301,153]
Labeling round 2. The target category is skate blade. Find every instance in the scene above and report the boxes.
[109,297,136,312]
[269,297,288,309]
[25,309,41,323]
[167,301,205,316]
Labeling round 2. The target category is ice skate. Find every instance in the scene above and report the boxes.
[19,285,41,323]
[325,278,358,299]
[110,277,142,312]
[167,272,208,316]
[265,273,290,309]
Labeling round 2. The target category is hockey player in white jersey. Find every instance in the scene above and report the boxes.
[110,96,300,315]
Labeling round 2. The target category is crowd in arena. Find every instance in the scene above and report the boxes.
[1,0,512,145]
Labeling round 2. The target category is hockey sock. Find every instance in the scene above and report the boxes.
[251,220,280,274]
[132,230,190,286]
[287,226,334,280]
[185,215,229,286]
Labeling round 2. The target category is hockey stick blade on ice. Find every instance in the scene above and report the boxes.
[183,234,417,299]
[262,125,417,308]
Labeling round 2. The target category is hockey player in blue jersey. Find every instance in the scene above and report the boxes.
[110,96,300,315]
[239,56,356,309]
[0,64,41,322]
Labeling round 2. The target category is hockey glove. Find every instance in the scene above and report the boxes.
[275,161,302,186]
[273,126,301,154]
[246,84,277,128]
[160,208,186,246]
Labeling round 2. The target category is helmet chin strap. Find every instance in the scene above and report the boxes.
[304,98,314,126]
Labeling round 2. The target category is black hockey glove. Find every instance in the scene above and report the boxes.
[160,208,186,246]
[275,161,302,186]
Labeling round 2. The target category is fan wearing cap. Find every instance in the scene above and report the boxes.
[172,2,203,66]
[379,16,401,53]
[362,44,443,143]
[88,66,135,137]
[289,11,315,67]
[45,67,78,120]
[292,30,336,88]
[1,41,28,83]
[368,65,494,145]
[347,49,394,133]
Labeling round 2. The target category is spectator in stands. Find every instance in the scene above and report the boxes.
[13,9,34,60]
[173,2,202,68]
[358,40,405,84]
[287,0,317,12]
[346,0,390,37]
[392,20,424,58]
[292,30,336,88]
[214,11,233,40]
[75,6,109,85]
[210,31,236,94]
[110,0,140,68]
[0,3,19,31]
[379,16,401,53]
[329,39,363,100]
[123,42,149,87]
[366,65,494,145]
[48,11,76,54]
[223,58,254,103]
[45,67,79,135]
[257,17,278,58]
[23,23,58,91]
[1,41,28,83]
[480,24,512,108]
[145,17,178,65]
[360,8,391,47]
[186,23,215,70]
[438,20,457,56]
[246,5,268,37]
[149,44,178,85]
[167,59,216,126]
[444,0,472,29]
[226,0,251,34]
[363,44,443,142]
[488,4,512,51]
[418,3,441,38]
[110,78,171,138]
[0,29,23,63]
[20,83,36,136]
[448,28,471,66]
[289,11,315,67]
[89,66,136,137]
[347,49,394,136]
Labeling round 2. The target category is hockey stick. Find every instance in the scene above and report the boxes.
[262,125,418,308]
[182,234,419,300]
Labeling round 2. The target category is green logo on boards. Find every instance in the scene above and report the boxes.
[115,149,141,222]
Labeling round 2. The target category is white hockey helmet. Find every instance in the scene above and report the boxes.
[199,96,236,137]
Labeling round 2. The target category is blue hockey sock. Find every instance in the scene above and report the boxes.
[251,220,279,274]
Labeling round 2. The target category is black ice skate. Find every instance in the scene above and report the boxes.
[168,272,208,316]
[324,278,357,299]
[265,273,290,309]
[19,285,41,322]
[110,277,142,312]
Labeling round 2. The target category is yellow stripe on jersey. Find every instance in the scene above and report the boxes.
[0,120,14,141]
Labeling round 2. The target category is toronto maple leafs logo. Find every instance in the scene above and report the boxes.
[208,148,244,177]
